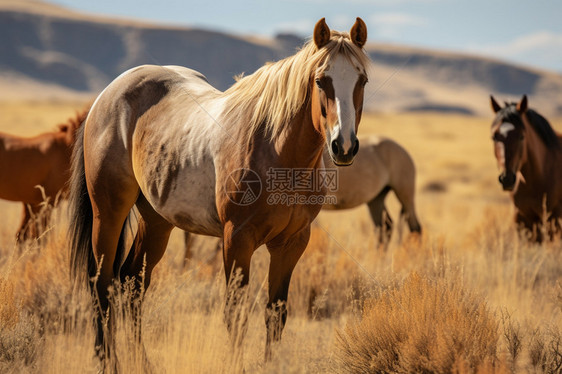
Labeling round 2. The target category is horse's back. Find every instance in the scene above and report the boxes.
[90,64,217,118]
[0,131,67,203]
[376,136,414,162]
[367,135,416,184]
[84,65,224,237]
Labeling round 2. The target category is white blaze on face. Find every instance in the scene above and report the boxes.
[499,122,515,137]
[324,54,362,152]
[493,122,516,169]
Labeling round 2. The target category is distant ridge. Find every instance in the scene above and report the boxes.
[1,0,562,116]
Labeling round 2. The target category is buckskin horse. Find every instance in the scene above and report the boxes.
[0,109,87,241]
[322,135,421,243]
[490,95,562,241]
[69,18,370,363]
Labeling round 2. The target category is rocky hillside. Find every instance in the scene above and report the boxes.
[2,0,562,116]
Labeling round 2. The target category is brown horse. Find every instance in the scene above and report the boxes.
[0,109,87,241]
[69,18,370,363]
[322,135,421,243]
[490,95,562,241]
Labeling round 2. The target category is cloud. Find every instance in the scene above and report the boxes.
[368,13,428,38]
[466,31,562,72]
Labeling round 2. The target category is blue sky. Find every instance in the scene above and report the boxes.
[49,0,562,73]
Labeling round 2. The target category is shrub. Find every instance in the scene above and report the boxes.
[334,273,499,373]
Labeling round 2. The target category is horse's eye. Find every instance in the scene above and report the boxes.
[315,79,322,89]
[492,133,501,142]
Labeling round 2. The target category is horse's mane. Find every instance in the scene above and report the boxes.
[525,109,560,149]
[497,103,560,150]
[494,102,561,149]
[57,106,89,133]
[222,30,370,140]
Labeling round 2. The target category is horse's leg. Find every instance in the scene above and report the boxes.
[182,231,193,269]
[211,239,223,273]
[367,188,392,245]
[549,214,562,241]
[264,226,310,360]
[32,203,51,241]
[40,203,53,239]
[392,182,422,237]
[515,211,539,242]
[20,204,46,241]
[89,177,139,361]
[15,204,31,243]
[120,194,173,356]
[121,194,173,290]
[222,222,256,349]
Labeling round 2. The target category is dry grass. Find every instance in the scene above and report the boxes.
[334,273,499,373]
[0,102,561,373]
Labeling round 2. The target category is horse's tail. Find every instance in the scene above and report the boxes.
[68,122,96,287]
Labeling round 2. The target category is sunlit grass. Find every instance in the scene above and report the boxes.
[0,103,561,373]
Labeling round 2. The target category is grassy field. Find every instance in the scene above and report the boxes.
[0,101,561,373]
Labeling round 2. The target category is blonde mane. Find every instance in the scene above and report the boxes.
[222,31,371,140]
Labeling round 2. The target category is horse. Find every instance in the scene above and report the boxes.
[182,135,421,264]
[0,109,87,242]
[490,95,562,242]
[68,17,371,364]
[321,135,421,242]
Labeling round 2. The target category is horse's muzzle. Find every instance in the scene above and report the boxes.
[499,171,516,191]
[330,137,359,166]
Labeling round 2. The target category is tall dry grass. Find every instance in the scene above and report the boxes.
[334,273,500,373]
[0,105,561,373]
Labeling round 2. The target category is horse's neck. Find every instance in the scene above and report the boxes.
[271,105,325,169]
[520,120,553,190]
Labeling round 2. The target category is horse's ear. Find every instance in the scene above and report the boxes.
[350,17,367,48]
[517,95,528,113]
[313,18,331,49]
[490,95,501,113]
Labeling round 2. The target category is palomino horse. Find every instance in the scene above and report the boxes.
[0,109,86,241]
[69,18,370,362]
[183,135,421,263]
[490,95,562,241]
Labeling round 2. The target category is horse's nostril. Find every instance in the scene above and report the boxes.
[507,173,516,185]
[499,172,516,187]
[331,140,339,156]
[352,139,360,156]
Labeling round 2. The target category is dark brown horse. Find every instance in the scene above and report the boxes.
[69,18,370,364]
[0,109,87,241]
[490,95,562,241]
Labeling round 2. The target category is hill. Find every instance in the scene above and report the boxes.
[1,0,562,116]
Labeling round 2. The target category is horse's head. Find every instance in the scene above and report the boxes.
[310,18,369,166]
[490,95,528,191]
